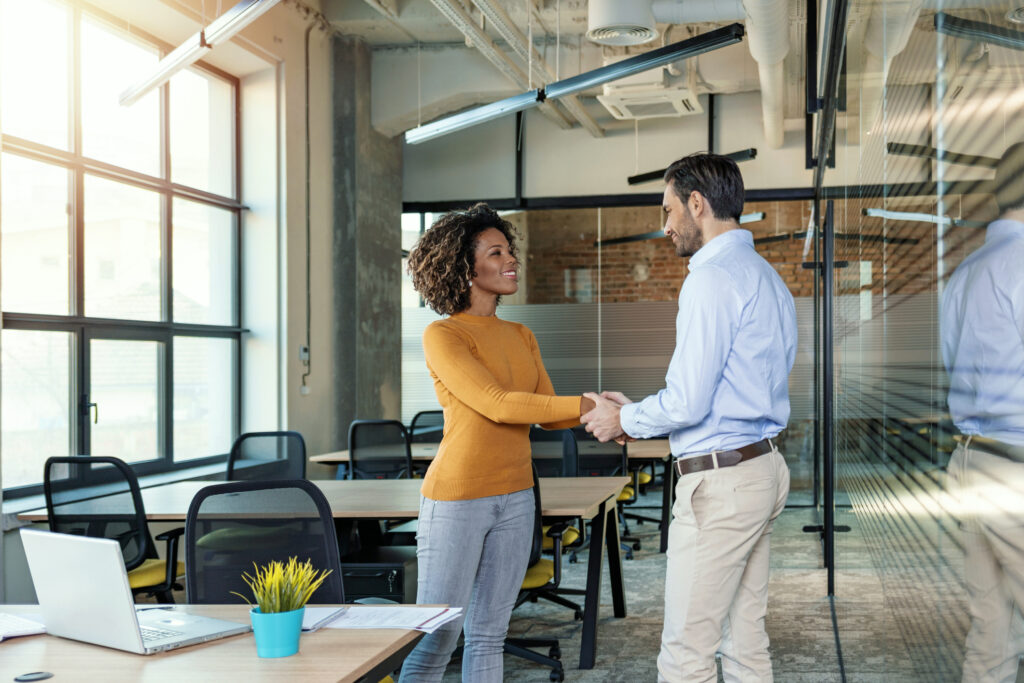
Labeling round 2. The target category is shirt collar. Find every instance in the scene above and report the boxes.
[985,219,1024,244]
[689,229,754,267]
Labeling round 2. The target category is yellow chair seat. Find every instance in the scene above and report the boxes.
[521,559,554,590]
[636,471,652,485]
[541,525,580,550]
[617,485,635,502]
[128,558,184,589]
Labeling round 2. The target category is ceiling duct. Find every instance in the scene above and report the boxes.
[587,1,658,45]
[587,0,787,147]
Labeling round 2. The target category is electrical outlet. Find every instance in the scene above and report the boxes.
[299,345,310,362]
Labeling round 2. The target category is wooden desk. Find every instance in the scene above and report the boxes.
[0,604,422,683]
[18,477,629,670]
[310,444,439,465]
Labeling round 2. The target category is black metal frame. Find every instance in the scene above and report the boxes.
[1,0,243,499]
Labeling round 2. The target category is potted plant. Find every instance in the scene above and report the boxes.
[232,556,332,658]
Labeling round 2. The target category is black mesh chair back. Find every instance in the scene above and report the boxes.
[528,426,578,477]
[184,479,344,605]
[409,410,445,444]
[44,456,154,571]
[347,420,413,480]
[571,426,627,477]
[226,431,306,481]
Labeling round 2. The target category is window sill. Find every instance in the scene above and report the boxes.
[2,462,229,532]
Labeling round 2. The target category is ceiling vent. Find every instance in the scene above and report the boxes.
[595,59,703,120]
[586,0,658,46]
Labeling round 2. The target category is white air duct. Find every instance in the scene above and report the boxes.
[858,0,924,137]
[588,0,789,148]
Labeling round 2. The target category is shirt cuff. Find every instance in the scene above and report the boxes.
[619,402,641,439]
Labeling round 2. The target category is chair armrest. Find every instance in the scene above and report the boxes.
[155,527,185,542]
[544,521,572,540]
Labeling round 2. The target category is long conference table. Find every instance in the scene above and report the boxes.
[312,438,675,551]
[18,476,630,670]
[0,604,423,683]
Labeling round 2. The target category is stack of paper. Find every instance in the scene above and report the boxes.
[0,613,46,642]
[321,606,462,634]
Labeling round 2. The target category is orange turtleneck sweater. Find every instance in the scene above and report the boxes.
[420,312,583,501]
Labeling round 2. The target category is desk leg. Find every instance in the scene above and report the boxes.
[604,501,627,619]
[580,500,607,670]
[660,458,674,553]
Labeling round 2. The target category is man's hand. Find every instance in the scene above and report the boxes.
[600,391,633,406]
[581,392,626,443]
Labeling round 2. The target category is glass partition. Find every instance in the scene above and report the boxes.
[827,3,1024,677]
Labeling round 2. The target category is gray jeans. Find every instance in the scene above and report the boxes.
[398,488,534,683]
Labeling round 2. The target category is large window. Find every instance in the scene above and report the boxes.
[0,0,242,496]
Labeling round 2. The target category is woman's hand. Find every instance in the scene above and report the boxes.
[579,395,596,416]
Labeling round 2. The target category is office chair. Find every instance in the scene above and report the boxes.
[44,456,183,603]
[409,410,444,444]
[504,463,569,682]
[347,420,414,480]
[184,479,345,605]
[226,430,306,481]
[528,425,577,478]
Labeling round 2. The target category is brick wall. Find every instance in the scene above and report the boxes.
[518,197,992,305]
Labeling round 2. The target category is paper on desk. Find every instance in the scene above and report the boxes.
[322,606,462,634]
[302,607,348,632]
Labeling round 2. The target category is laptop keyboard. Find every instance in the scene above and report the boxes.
[140,625,181,642]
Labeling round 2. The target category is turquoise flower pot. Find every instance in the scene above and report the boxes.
[250,606,304,658]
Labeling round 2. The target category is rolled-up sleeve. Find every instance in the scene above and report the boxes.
[620,266,742,439]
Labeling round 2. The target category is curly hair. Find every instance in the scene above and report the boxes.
[407,203,520,316]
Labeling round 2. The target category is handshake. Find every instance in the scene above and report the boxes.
[580,391,637,445]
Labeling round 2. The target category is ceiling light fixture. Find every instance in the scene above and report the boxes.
[934,12,1024,51]
[885,142,999,168]
[405,23,745,144]
[1008,7,1024,24]
[593,210,764,247]
[627,148,758,186]
[120,0,282,107]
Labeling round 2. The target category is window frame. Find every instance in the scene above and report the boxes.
[1,0,244,499]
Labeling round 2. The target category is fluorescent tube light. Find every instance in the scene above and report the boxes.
[885,142,999,168]
[404,90,544,145]
[120,0,281,107]
[863,208,986,228]
[934,12,1024,51]
[594,210,765,247]
[627,148,757,186]
[405,23,744,145]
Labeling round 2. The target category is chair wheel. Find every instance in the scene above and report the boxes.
[569,556,577,564]
[548,645,561,659]
[574,610,583,621]
[632,541,641,550]
[550,670,564,682]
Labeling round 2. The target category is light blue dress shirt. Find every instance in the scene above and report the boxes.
[620,229,797,458]
[941,219,1024,446]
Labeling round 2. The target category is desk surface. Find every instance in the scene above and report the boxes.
[17,477,630,523]
[0,604,423,683]
[311,438,671,465]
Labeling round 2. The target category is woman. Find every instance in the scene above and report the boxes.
[398,204,593,682]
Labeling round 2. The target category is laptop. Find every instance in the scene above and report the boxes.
[20,528,250,654]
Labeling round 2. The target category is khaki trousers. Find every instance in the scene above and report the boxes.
[949,442,1024,683]
[658,448,790,683]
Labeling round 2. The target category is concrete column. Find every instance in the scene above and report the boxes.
[331,35,403,448]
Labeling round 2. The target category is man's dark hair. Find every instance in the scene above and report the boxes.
[406,203,519,316]
[995,142,1024,214]
[663,153,745,221]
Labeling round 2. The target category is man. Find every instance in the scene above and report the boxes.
[941,142,1024,683]
[581,153,797,682]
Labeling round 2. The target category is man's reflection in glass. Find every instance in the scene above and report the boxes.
[942,142,1024,683]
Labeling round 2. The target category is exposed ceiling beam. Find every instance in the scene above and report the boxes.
[470,0,603,137]
[428,0,573,129]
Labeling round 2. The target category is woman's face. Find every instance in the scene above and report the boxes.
[470,227,519,298]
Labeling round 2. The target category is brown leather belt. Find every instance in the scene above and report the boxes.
[674,439,774,477]
[964,436,1024,464]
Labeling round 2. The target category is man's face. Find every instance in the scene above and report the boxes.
[663,184,702,258]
